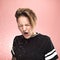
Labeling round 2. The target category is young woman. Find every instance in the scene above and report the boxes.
[11,8,58,60]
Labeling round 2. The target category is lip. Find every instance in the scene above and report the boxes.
[24,32,29,36]
[23,32,30,37]
[24,32,28,34]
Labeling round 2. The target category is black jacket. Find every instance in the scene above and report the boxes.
[11,33,58,60]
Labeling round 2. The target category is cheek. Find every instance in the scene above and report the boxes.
[28,27,33,31]
[18,27,22,32]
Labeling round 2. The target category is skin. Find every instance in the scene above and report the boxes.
[17,16,34,39]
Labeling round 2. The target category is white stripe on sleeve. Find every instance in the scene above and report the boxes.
[11,47,15,55]
[45,51,57,60]
[45,49,56,57]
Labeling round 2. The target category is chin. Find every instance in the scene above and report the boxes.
[24,36,31,39]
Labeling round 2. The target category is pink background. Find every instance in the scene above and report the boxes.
[0,0,60,60]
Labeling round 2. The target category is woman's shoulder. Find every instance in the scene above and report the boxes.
[37,33,51,43]
[13,35,23,42]
[14,35,23,38]
[37,33,50,39]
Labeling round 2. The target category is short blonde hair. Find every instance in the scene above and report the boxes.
[15,8,37,28]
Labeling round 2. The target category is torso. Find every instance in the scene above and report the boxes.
[14,33,48,60]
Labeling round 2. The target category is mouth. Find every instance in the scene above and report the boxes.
[24,32,28,35]
[23,32,31,39]
[23,32,30,38]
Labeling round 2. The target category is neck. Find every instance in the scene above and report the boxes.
[31,32,37,37]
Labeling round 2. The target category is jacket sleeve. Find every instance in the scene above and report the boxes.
[11,36,17,57]
[12,56,16,60]
[44,36,58,60]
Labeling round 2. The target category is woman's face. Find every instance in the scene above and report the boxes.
[17,16,34,39]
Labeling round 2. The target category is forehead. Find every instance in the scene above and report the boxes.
[17,16,30,24]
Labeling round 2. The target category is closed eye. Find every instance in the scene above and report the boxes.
[25,24,30,26]
[18,25,23,27]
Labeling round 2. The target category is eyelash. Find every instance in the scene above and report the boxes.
[18,24,30,27]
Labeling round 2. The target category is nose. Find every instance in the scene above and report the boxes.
[23,26,26,31]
